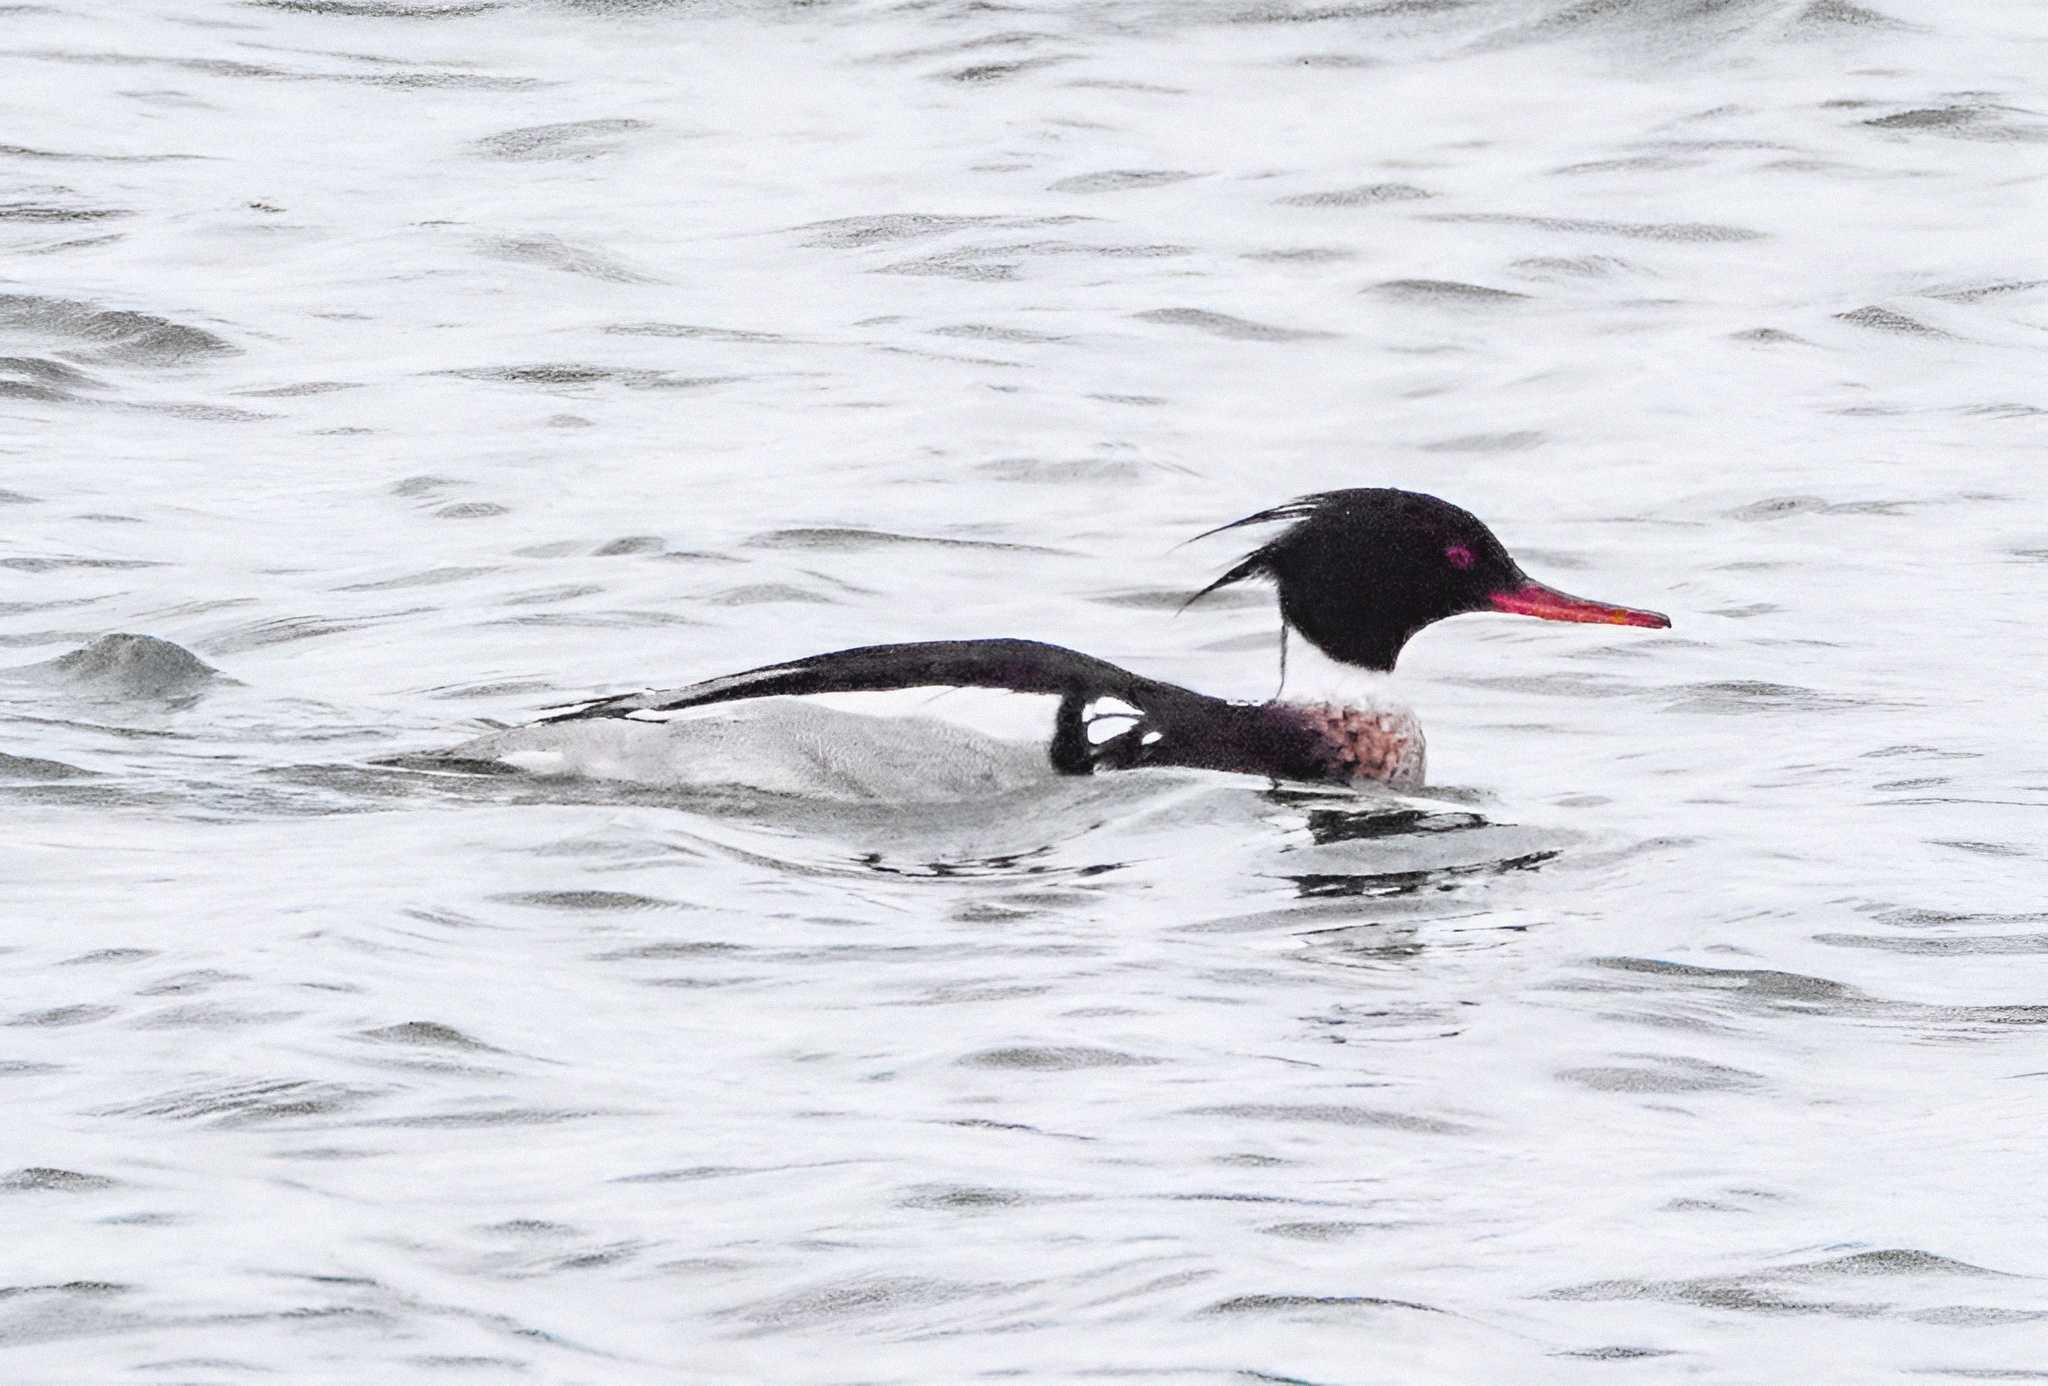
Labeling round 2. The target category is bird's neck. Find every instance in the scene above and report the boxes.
[1275,628,1406,713]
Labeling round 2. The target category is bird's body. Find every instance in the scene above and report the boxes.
[439,490,1668,795]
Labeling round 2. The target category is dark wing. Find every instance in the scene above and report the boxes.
[539,638,1223,769]
[536,637,1341,783]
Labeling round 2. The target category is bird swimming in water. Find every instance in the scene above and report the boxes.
[456,489,1670,794]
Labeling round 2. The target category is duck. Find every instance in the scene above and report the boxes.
[465,488,1669,793]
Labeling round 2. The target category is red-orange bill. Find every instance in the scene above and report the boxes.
[1488,580,1670,629]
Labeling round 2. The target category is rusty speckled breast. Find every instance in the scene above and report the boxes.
[1274,701,1428,789]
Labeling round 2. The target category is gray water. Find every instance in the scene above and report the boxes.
[4,0,2047,1380]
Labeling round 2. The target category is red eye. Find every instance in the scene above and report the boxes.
[1445,544,1475,570]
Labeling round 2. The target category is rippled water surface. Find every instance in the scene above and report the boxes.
[4,0,2047,1380]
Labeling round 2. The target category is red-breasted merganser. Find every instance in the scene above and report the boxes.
[520,489,1669,792]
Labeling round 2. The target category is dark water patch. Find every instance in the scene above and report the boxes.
[1794,0,1901,26]
[479,235,661,284]
[444,363,679,388]
[604,320,787,343]
[484,609,705,629]
[205,615,382,653]
[0,293,235,366]
[746,527,1061,555]
[1512,253,1634,277]
[1183,1103,1466,1135]
[1818,933,2048,957]
[875,28,1064,63]
[59,948,155,966]
[930,323,1068,343]
[977,456,1153,482]
[1552,154,1700,175]
[20,232,129,260]
[704,583,834,606]
[1243,245,1359,263]
[882,239,1187,281]
[1131,307,1334,341]
[1047,169,1199,193]
[501,583,604,606]
[1837,305,1946,334]
[435,501,509,519]
[1869,906,2048,928]
[1559,1054,1763,1093]
[0,489,38,504]
[0,355,103,401]
[1550,1248,2017,1320]
[866,249,994,283]
[1867,105,2039,140]
[734,1275,989,1329]
[6,999,117,1023]
[494,889,687,911]
[358,1021,501,1051]
[1662,680,1838,714]
[1205,1292,1441,1315]
[7,634,222,700]
[896,1184,1050,1211]
[1582,957,2048,1033]
[0,1060,65,1077]
[1726,493,1905,520]
[1372,277,1527,303]
[959,1045,1160,1070]
[942,1115,1097,1141]
[0,1167,116,1192]
[1426,212,1766,242]
[135,400,273,423]
[106,1078,384,1125]
[947,55,1073,82]
[1228,1,1472,21]
[389,473,463,497]
[0,751,91,780]
[594,535,662,555]
[1418,430,1544,453]
[135,969,244,997]
[134,1002,300,1030]
[1732,326,1806,343]
[1929,279,2045,304]
[797,213,1003,248]
[473,117,649,160]
[592,941,744,961]
[1277,182,1431,206]
[1546,1274,1871,1315]
[1289,848,1558,902]
[1556,1346,1679,1360]
[1958,402,2047,419]
[1094,584,1261,611]
[0,144,202,163]
[1260,1220,1381,1241]
[250,0,501,13]
[345,68,537,92]
[336,565,496,591]
[420,677,556,700]
[1305,806,1489,844]
[0,201,129,223]
[362,1107,604,1129]
[1910,1308,2048,1327]
[1782,1250,2011,1279]
[1932,839,2031,859]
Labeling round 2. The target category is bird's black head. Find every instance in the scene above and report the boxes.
[1186,488,1669,671]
